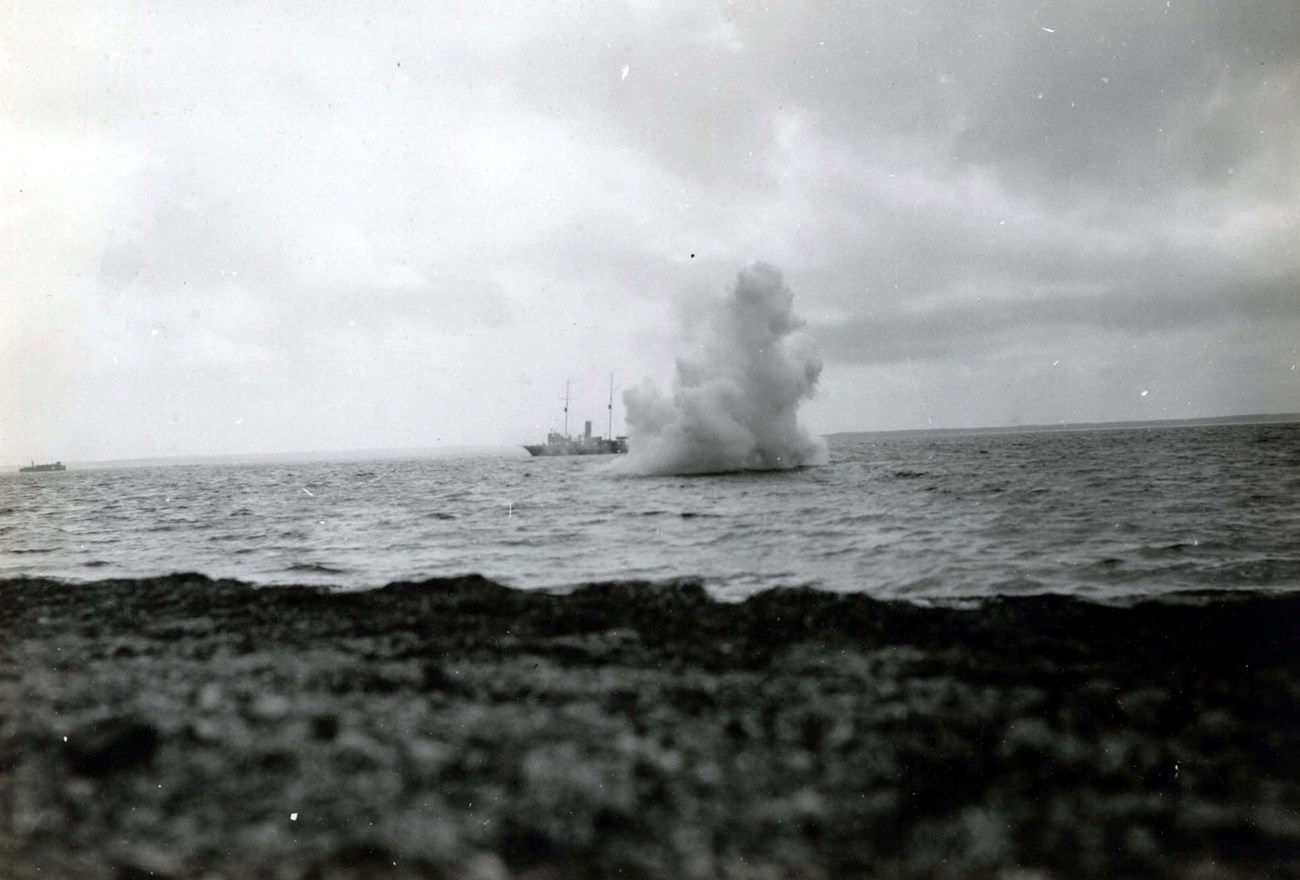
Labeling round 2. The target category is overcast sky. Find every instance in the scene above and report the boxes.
[3,1,1297,462]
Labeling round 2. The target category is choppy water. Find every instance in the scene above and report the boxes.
[2,423,1298,601]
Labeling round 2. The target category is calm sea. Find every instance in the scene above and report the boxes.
[2,423,1298,602]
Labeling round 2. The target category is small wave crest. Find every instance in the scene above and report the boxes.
[285,562,349,575]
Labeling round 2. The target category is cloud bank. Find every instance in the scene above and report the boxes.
[2,1,1297,461]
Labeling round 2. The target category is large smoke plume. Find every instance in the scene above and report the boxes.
[617,263,828,475]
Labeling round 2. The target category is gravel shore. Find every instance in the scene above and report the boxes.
[3,574,1299,879]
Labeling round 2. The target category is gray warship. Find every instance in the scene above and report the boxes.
[524,379,628,457]
[19,461,66,472]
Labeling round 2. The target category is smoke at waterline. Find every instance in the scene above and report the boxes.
[615,263,828,475]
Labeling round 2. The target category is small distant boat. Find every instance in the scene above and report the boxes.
[524,377,629,457]
[19,461,66,472]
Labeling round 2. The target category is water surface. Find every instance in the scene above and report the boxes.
[3,424,1297,601]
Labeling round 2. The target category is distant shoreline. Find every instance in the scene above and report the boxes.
[828,411,1300,441]
[0,444,525,472]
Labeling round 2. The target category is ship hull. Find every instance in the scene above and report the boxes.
[523,439,627,456]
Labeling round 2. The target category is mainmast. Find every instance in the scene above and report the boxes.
[607,374,614,441]
[563,380,570,439]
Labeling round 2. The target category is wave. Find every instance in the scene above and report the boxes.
[285,562,350,575]
[9,569,1299,616]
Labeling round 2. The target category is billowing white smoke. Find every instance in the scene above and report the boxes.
[617,262,828,475]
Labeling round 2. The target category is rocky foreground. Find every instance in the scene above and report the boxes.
[2,574,1299,879]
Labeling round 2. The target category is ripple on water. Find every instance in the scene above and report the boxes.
[285,562,350,575]
[1,423,1297,600]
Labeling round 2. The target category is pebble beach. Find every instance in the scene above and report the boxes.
[4,573,1299,879]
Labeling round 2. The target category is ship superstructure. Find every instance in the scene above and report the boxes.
[523,378,628,457]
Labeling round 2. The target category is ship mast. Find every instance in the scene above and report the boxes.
[607,374,614,441]
[563,380,570,439]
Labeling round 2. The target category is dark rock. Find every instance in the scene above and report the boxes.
[253,749,297,773]
[421,662,470,695]
[605,688,639,715]
[64,717,158,777]
[498,818,568,870]
[310,714,339,741]
[113,845,182,880]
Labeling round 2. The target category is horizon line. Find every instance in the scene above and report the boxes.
[826,410,1300,439]
[6,410,1299,470]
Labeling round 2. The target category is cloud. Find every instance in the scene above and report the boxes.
[817,269,1300,367]
[3,0,1298,459]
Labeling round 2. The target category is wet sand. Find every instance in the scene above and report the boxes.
[3,574,1299,879]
